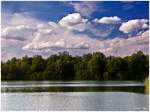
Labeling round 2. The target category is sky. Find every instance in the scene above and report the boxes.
[1,1,149,61]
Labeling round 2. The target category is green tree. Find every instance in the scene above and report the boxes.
[1,51,149,81]
[129,51,149,80]
[104,56,123,80]
[75,60,90,80]
[87,52,106,80]
[29,55,46,80]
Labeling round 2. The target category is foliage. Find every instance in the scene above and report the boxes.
[1,51,149,81]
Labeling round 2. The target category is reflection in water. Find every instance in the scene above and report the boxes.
[1,81,145,93]
[1,81,148,111]
[1,86,145,93]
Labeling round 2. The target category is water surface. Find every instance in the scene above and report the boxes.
[1,81,145,93]
[1,81,148,111]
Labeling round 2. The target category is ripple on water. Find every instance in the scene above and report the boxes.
[1,92,149,111]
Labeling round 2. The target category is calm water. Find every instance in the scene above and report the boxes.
[1,81,149,111]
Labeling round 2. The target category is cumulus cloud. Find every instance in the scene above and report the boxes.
[87,23,115,38]
[119,19,148,33]
[141,30,149,38]
[23,39,89,50]
[22,30,91,51]
[2,12,44,41]
[1,12,149,61]
[23,27,149,57]
[70,2,97,17]
[99,30,149,56]
[1,38,30,61]
[59,13,88,31]
[1,12,59,41]
[2,12,43,28]
[94,16,121,24]
[2,25,37,41]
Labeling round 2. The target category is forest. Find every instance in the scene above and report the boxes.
[1,51,149,81]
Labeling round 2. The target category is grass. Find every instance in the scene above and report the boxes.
[145,77,149,95]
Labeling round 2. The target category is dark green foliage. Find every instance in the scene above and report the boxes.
[87,52,106,80]
[104,56,125,80]
[1,51,149,81]
[124,51,149,80]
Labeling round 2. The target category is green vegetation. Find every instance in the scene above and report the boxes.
[145,77,149,95]
[1,51,149,81]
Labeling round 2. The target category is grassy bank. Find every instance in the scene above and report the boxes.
[145,77,149,95]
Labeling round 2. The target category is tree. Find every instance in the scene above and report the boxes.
[1,51,149,81]
[3,58,22,80]
[104,56,124,80]
[29,55,46,80]
[87,52,106,80]
[128,51,149,80]
[75,60,90,80]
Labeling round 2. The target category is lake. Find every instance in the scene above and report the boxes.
[1,81,149,111]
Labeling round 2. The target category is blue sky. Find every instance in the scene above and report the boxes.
[2,1,149,21]
[1,1,149,61]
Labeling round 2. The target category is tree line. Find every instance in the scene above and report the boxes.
[1,51,149,81]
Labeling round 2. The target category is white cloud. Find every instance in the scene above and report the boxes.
[22,31,91,51]
[2,12,59,41]
[23,27,149,57]
[94,16,121,24]
[2,12,43,28]
[1,37,31,61]
[59,13,88,31]
[100,30,149,56]
[59,13,85,26]
[2,25,37,41]
[23,39,89,50]
[141,30,149,38]
[1,12,149,61]
[88,24,114,38]
[119,19,148,33]
[70,2,97,17]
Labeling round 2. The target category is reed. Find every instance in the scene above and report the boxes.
[145,77,149,95]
